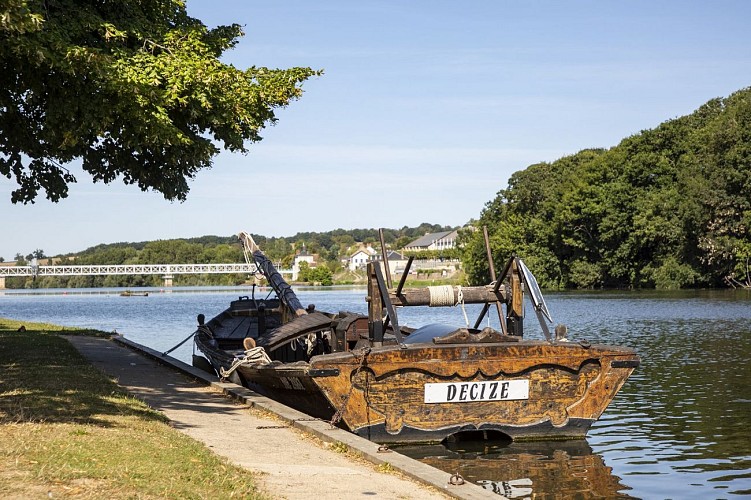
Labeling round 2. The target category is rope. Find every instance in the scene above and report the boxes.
[457,286,469,327]
[428,285,456,307]
[198,325,214,337]
[162,331,196,357]
[219,346,272,379]
[244,346,272,364]
[219,361,242,379]
[427,285,469,326]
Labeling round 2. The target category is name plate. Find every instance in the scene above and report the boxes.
[424,380,529,403]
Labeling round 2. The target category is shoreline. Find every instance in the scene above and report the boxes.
[0,317,495,499]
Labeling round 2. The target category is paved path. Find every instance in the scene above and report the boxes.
[65,335,495,500]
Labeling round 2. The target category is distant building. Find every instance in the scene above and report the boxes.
[403,230,458,252]
[292,245,316,281]
[347,248,411,275]
[348,246,377,271]
[373,250,410,274]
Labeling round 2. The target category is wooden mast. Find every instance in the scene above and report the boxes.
[238,231,307,318]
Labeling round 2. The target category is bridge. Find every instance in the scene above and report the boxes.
[0,263,292,289]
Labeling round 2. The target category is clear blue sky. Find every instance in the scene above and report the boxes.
[2,1,750,261]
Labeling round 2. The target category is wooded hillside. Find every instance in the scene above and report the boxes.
[461,87,751,289]
[5,224,455,288]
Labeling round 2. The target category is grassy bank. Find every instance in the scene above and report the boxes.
[0,318,267,499]
[330,268,466,287]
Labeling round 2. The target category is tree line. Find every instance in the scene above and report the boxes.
[5,224,455,288]
[461,87,751,289]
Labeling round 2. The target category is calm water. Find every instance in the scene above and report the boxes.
[1,287,749,499]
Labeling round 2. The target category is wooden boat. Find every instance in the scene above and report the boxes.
[120,290,148,297]
[192,231,639,444]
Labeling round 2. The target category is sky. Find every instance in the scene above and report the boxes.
[2,1,750,261]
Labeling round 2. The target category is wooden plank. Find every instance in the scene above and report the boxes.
[367,263,384,346]
[255,312,333,351]
[511,260,523,316]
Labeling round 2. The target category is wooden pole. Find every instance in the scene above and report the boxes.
[367,262,384,346]
[508,258,524,336]
[389,285,505,306]
[395,256,414,297]
[378,228,392,288]
[483,226,506,333]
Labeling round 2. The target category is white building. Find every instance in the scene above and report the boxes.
[348,246,377,271]
[403,230,458,252]
[291,248,316,281]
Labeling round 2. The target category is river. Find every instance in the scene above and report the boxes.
[1,286,749,499]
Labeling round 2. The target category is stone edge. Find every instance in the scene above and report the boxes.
[113,335,500,500]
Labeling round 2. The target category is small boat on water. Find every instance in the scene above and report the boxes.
[192,231,639,444]
[120,290,149,297]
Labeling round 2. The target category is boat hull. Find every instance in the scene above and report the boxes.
[196,320,638,444]
[309,341,638,444]
[230,364,336,421]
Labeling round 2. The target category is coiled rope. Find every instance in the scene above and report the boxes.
[428,285,456,307]
[427,285,469,327]
[244,346,272,364]
[220,347,272,379]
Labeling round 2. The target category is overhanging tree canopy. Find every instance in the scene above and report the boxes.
[0,0,320,203]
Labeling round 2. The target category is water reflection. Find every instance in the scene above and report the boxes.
[551,290,751,499]
[398,439,633,498]
[396,290,751,499]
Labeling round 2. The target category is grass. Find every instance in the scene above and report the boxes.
[329,441,349,454]
[0,318,268,499]
[331,268,466,287]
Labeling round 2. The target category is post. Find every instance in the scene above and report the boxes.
[0,276,5,289]
[367,262,383,347]
[507,259,524,336]
[163,274,173,287]
[483,226,506,334]
[378,228,392,288]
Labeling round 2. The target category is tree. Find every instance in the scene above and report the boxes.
[462,87,751,289]
[394,236,412,250]
[0,0,320,203]
[297,260,332,286]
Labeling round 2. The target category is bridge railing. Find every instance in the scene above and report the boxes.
[0,263,271,276]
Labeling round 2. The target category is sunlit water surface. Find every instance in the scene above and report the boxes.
[1,287,749,499]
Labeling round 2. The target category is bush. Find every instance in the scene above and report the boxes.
[569,260,603,289]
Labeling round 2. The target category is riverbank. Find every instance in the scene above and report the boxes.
[0,318,487,499]
[0,318,266,498]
